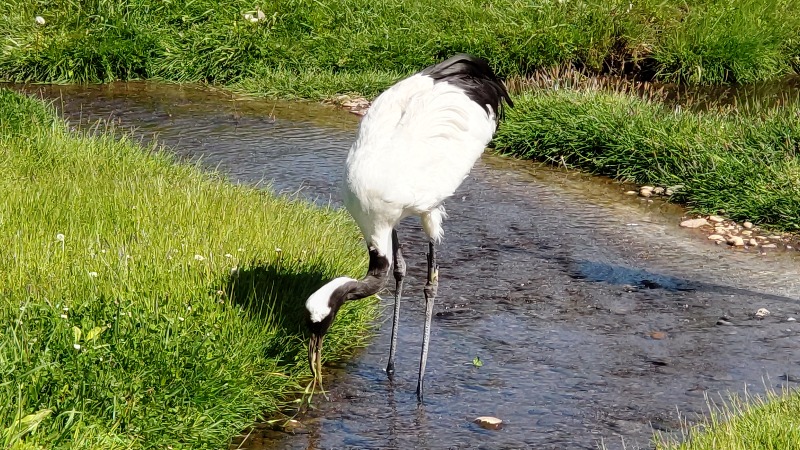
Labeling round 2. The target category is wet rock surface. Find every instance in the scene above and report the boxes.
[14,82,800,450]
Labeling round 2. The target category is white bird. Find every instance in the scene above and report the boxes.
[305,54,513,400]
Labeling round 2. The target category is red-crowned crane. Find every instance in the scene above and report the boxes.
[305,54,513,400]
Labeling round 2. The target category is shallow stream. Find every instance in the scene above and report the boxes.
[15,83,800,450]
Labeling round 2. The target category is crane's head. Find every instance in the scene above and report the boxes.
[305,276,357,390]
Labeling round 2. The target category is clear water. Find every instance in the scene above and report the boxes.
[15,82,800,450]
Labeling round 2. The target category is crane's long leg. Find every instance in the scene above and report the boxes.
[417,240,438,401]
[386,229,406,378]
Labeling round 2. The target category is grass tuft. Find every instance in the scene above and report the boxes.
[655,388,800,450]
[494,88,800,231]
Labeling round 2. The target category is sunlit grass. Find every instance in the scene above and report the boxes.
[0,89,377,448]
[1,0,799,88]
[655,388,800,450]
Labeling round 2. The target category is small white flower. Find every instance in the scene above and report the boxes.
[230,265,239,276]
[194,254,205,261]
[35,16,45,25]
[178,317,184,322]
[275,247,282,253]
[60,314,68,319]
[237,247,245,252]
[101,249,107,254]
[224,253,233,258]
[243,13,253,20]
[73,343,81,350]
[63,306,69,311]
[88,271,98,278]
[56,233,65,242]
[249,16,259,23]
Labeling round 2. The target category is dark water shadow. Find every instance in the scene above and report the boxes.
[563,258,799,305]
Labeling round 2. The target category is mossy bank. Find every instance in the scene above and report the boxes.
[0,89,376,449]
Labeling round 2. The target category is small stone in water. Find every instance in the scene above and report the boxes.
[653,187,665,195]
[748,239,758,246]
[680,218,708,228]
[708,215,725,223]
[474,416,503,430]
[755,308,770,318]
[762,243,778,249]
[650,331,667,340]
[787,317,796,322]
[743,221,754,229]
[625,190,637,195]
[707,234,725,241]
[639,186,653,197]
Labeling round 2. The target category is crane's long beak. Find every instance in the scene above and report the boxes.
[308,333,324,392]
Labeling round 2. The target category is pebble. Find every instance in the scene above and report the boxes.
[727,236,745,246]
[680,218,708,228]
[741,230,752,236]
[474,416,503,430]
[716,318,733,326]
[708,215,725,223]
[755,308,770,318]
[639,186,653,197]
[653,187,665,195]
[748,239,758,246]
[650,331,668,340]
[625,190,637,195]
[743,221,754,229]
[788,317,796,322]
[762,243,778,248]
[707,234,725,241]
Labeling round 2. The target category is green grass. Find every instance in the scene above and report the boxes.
[1,0,799,90]
[493,88,800,231]
[655,389,800,450]
[0,88,377,449]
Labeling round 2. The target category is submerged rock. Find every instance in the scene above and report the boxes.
[649,331,668,340]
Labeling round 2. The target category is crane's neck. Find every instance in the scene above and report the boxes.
[345,244,391,300]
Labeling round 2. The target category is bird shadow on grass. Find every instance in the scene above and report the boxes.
[225,262,330,360]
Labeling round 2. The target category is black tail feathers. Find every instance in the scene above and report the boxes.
[421,54,513,118]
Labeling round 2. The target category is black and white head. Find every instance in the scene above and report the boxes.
[305,276,357,386]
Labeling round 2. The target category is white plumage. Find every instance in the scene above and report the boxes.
[344,73,498,258]
[304,54,512,400]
